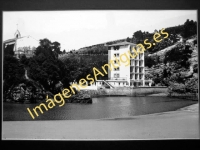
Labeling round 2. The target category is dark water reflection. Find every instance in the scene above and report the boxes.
[3,96,197,121]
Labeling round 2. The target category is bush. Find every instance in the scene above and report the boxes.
[164,43,192,68]
[169,82,186,93]
[145,56,156,68]
[193,64,198,73]
[185,77,198,93]
[193,39,197,45]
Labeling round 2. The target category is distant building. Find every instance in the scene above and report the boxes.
[106,41,152,87]
[3,30,39,59]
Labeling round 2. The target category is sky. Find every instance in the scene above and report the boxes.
[3,10,197,51]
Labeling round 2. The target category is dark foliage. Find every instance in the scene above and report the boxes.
[61,54,108,82]
[3,55,25,94]
[193,64,198,73]
[145,55,156,68]
[181,19,197,38]
[164,44,192,68]
[132,19,197,54]
[4,44,15,56]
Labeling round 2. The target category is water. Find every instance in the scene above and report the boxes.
[3,96,197,121]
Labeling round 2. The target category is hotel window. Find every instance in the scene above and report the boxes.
[114,46,120,50]
[114,67,120,71]
[136,74,138,80]
[114,53,119,57]
[139,53,141,59]
[114,73,120,78]
[139,53,142,59]
[139,75,143,80]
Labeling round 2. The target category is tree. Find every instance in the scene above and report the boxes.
[181,19,197,38]
[126,37,131,42]
[20,55,29,65]
[133,30,144,42]
[35,38,58,60]
[193,64,198,73]
[156,56,160,63]
[25,38,69,93]
[163,68,168,78]
[52,41,62,54]
[145,55,156,68]
[164,44,192,68]
[4,44,14,56]
[39,38,52,48]
[3,55,25,95]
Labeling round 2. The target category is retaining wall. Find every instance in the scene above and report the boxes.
[86,87,168,97]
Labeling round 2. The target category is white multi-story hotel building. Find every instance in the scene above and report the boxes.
[66,41,153,91]
[105,41,151,87]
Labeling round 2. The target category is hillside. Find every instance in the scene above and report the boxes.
[77,38,126,54]
[145,35,198,94]
[64,19,196,56]
[58,19,197,94]
[3,19,198,103]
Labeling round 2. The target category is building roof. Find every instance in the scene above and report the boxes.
[4,29,23,44]
[107,41,137,47]
[3,38,17,44]
[3,36,27,44]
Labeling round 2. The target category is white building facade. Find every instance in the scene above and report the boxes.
[3,30,39,59]
[106,41,151,87]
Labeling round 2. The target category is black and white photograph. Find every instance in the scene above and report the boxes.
[2,10,199,140]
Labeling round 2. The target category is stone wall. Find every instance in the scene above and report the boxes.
[87,87,168,97]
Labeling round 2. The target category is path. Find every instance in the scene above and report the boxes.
[25,69,29,79]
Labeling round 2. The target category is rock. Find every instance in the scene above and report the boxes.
[66,91,92,104]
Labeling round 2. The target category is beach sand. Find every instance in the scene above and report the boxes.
[2,104,199,140]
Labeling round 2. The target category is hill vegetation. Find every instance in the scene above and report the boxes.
[145,36,198,94]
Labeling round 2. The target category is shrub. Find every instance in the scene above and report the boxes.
[193,39,197,45]
[193,64,198,73]
[145,56,156,68]
[185,77,198,93]
[169,82,186,93]
[164,44,192,68]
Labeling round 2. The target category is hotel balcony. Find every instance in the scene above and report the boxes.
[139,60,144,66]
[139,68,144,73]
[130,67,135,74]
[139,71,144,74]
[130,60,135,66]
[135,60,139,66]
[139,54,144,59]
[108,77,127,80]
